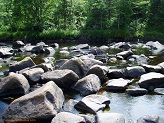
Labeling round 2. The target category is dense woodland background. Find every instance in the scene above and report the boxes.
[0,0,163,40]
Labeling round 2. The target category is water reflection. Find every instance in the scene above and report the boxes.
[102,92,164,123]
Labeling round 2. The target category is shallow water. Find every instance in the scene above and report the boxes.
[0,42,164,122]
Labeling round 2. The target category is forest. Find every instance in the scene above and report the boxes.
[0,0,163,40]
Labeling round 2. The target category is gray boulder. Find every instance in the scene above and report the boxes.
[141,64,161,73]
[116,50,133,59]
[86,65,108,83]
[0,46,13,57]
[127,54,149,65]
[105,78,130,92]
[110,42,131,50]
[99,45,109,52]
[22,44,35,52]
[138,72,164,91]
[76,44,90,50]
[13,40,25,48]
[72,74,101,96]
[59,50,70,56]
[35,63,54,72]
[44,47,55,55]
[126,88,148,96]
[60,57,85,78]
[74,94,110,114]
[41,69,79,89]
[32,45,44,54]
[22,68,44,85]
[63,99,78,113]
[79,114,95,123]
[123,66,146,78]
[2,81,64,122]
[54,59,68,69]
[107,69,124,79]
[137,115,164,123]
[51,112,85,123]
[96,113,125,123]
[9,57,35,72]
[0,73,30,98]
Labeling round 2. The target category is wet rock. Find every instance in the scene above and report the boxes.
[0,73,30,98]
[22,68,44,85]
[123,66,146,78]
[41,69,79,89]
[60,57,85,78]
[51,112,85,123]
[86,65,108,83]
[105,78,130,92]
[96,113,125,123]
[137,115,164,123]
[63,99,78,113]
[72,74,101,96]
[0,46,13,57]
[127,54,149,65]
[76,44,90,50]
[13,40,25,48]
[141,64,161,73]
[116,50,133,59]
[59,50,70,56]
[138,72,164,91]
[9,57,35,72]
[54,59,68,69]
[126,88,148,96]
[44,47,55,55]
[2,81,64,122]
[74,94,110,114]
[107,69,124,79]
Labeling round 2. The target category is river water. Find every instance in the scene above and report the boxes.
[0,42,164,123]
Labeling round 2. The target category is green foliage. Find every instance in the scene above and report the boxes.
[133,46,152,56]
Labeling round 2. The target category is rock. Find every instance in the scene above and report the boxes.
[41,69,79,89]
[51,43,59,49]
[105,78,130,92]
[127,54,149,65]
[63,99,78,113]
[2,81,64,122]
[107,69,124,79]
[44,47,55,55]
[123,66,146,78]
[89,47,103,55]
[110,42,131,50]
[22,68,44,85]
[141,64,161,73]
[32,45,44,54]
[59,50,70,56]
[22,44,35,52]
[0,46,13,57]
[61,47,68,51]
[154,88,164,95]
[35,63,54,72]
[42,57,55,63]
[116,50,133,59]
[137,115,164,123]
[157,62,164,74]
[145,41,164,55]
[74,94,110,114]
[79,114,95,123]
[54,59,68,69]
[99,45,109,52]
[96,113,125,123]
[60,57,85,78]
[108,57,117,63]
[86,65,108,83]
[36,41,47,47]
[76,44,90,50]
[72,74,101,96]
[9,57,35,72]
[126,88,148,96]
[13,40,25,48]
[138,72,164,91]
[51,112,85,123]
[0,73,30,98]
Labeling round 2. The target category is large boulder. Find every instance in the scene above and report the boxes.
[13,40,25,48]
[9,57,36,72]
[63,99,78,113]
[107,69,124,79]
[126,88,148,96]
[44,47,55,55]
[41,69,79,89]
[22,68,44,85]
[138,72,164,91]
[72,74,101,96]
[31,45,44,54]
[105,78,130,92]
[35,63,54,72]
[74,94,110,114]
[116,50,133,59]
[141,64,161,73]
[110,42,131,50]
[60,57,85,78]
[127,54,149,65]
[51,112,85,123]
[2,81,64,122]
[0,46,13,57]
[86,65,108,83]
[137,115,164,123]
[0,73,30,98]
[76,44,90,50]
[96,113,125,123]
[123,66,146,78]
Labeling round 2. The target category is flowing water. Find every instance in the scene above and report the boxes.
[0,42,164,123]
